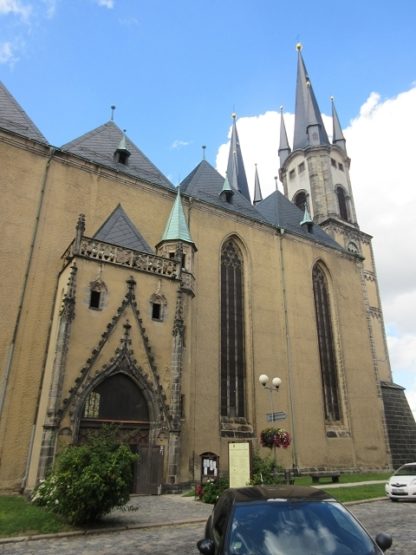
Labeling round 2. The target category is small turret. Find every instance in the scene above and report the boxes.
[278,107,291,167]
[331,97,347,153]
[156,188,196,274]
[253,164,263,205]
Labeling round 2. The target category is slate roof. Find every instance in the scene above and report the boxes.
[93,204,153,253]
[180,159,343,251]
[61,121,173,191]
[0,81,47,144]
[256,190,343,251]
[180,160,267,223]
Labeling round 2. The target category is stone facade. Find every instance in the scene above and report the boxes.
[0,51,412,493]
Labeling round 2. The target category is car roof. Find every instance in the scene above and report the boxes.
[224,485,335,504]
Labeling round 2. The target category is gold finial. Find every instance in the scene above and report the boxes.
[296,42,303,52]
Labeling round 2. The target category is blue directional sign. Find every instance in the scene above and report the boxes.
[267,411,287,422]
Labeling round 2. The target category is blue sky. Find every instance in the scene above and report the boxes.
[1,0,416,413]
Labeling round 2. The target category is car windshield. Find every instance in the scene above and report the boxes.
[394,464,416,476]
[226,500,378,555]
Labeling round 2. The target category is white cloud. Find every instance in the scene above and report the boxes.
[95,0,114,8]
[0,0,32,21]
[0,0,58,64]
[0,41,18,64]
[171,139,191,150]
[216,87,416,417]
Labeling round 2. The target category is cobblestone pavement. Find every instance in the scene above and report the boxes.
[1,495,415,554]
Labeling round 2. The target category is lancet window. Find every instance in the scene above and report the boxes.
[336,186,349,221]
[220,239,246,418]
[313,263,341,422]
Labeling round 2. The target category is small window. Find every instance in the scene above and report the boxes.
[89,290,101,309]
[289,169,295,179]
[298,162,305,173]
[169,252,175,259]
[152,302,161,320]
[338,162,344,171]
[347,241,359,254]
[150,293,167,322]
[331,158,337,168]
[293,191,307,211]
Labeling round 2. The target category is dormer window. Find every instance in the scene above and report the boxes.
[114,150,130,165]
[114,132,131,165]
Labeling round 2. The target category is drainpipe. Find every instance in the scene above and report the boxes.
[278,229,299,471]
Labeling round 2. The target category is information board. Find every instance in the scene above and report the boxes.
[228,442,251,488]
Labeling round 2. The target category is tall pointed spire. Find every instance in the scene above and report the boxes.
[226,113,251,202]
[331,97,347,153]
[253,164,263,205]
[278,106,291,166]
[293,44,329,150]
[161,188,193,244]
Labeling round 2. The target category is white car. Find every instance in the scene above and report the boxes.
[385,462,416,501]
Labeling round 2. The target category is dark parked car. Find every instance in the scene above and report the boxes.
[197,485,392,554]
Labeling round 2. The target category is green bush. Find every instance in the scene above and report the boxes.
[250,451,285,485]
[32,428,137,525]
[199,476,229,504]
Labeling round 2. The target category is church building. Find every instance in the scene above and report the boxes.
[1,46,415,494]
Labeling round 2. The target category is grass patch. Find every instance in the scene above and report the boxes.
[325,483,387,503]
[0,496,74,538]
[294,472,390,487]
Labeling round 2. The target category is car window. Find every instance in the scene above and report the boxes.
[213,494,233,537]
[395,464,416,476]
[227,500,379,555]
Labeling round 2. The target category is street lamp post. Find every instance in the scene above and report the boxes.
[258,374,282,470]
[258,374,281,420]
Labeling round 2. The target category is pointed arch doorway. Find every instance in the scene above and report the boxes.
[78,372,164,494]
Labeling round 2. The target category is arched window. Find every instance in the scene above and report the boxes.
[313,264,341,421]
[89,278,107,310]
[293,191,307,211]
[220,239,246,418]
[336,186,349,221]
[150,293,167,321]
[82,374,149,422]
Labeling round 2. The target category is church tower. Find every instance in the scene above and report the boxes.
[279,44,358,234]
[279,45,416,467]
[279,44,392,384]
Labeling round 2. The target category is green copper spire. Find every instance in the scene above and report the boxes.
[300,204,313,229]
[161,188,193,244]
